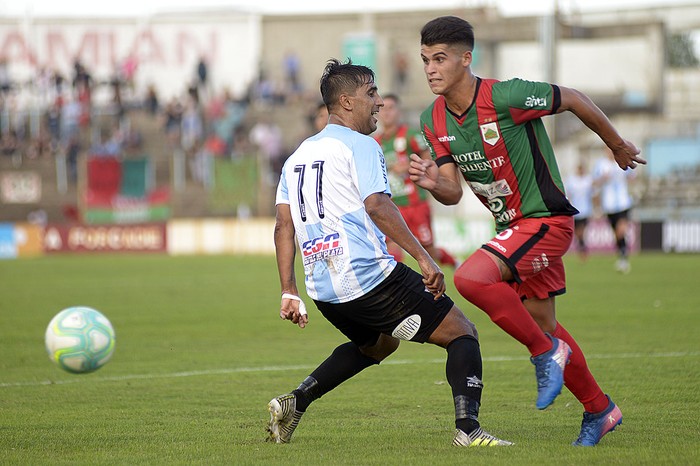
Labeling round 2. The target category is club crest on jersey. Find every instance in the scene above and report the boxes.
[393,137,407,153]
[480,122,500,146]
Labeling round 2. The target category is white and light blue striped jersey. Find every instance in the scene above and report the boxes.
[565,173,594,219]
[592,157,634,214]
[276,124,397,303]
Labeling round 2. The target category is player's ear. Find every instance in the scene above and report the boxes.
[338,93,353,111]
[462,49,473,67]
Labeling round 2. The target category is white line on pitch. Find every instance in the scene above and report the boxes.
[1,351,698,388]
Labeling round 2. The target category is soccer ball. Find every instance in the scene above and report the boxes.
[45,306,116,374]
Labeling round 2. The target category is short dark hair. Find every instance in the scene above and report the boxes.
[420,16,475,51]
[382,93,400,105]
[319,58,376,108]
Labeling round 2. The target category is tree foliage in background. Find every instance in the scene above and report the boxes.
[667,33,699,68]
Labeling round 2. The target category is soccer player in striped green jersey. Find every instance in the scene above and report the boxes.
[410,15,646,446]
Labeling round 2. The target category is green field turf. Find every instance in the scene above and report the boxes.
[1,253,698,465]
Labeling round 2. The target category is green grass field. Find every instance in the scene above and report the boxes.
[1,253,699,465]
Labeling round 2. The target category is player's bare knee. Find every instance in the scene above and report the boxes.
[428,307,478,347]
[360,334,399,361]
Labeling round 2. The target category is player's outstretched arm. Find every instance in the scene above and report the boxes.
[364,192,445,299]
[274,204,308,328]
[558,86,647,170]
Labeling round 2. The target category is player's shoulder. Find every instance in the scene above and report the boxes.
[327,125,382,156]
[494,77,552,93]
[419,96,445,122]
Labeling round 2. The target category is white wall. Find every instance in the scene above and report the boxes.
[0,12,261,101]
[496,34,662,106]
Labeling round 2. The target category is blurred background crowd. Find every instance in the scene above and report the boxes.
[0,3,699,234]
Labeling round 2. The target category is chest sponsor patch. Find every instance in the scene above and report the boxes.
[469,179,513,200]
[302,232,343,266]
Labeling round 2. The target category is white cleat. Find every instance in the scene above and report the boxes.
[453,427,514,447]
[266,394,303,444]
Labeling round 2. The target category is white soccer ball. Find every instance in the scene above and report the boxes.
[45,306,116,374]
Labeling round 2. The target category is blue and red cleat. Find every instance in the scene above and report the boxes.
[530,334,572,410]
[573,395,623,446]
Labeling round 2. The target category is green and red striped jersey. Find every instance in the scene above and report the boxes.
[420,77,578,232]
[374,124,429,207]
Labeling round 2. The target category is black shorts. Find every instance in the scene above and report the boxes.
[573,217,589,230]
[607,209,630,230]
[314,262,454,346]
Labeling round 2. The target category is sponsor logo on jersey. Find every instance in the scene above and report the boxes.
[438,135,456,142]
[302,232,343,265]
[392,314,422,341]
[453,152,506,173]
[525,95,548,108]
[532,252,550,273]
[469,179,513,200]
[486,239,507,254]
[495,208,517,224]
[479,122,500,146]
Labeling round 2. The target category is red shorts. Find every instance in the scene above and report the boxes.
[482,216,574,300]
[398,201,434,247]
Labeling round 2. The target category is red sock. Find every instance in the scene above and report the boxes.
[454,250,552,356]
[438,248,458,267]
[387,243,404,262]
[552,322,609,413]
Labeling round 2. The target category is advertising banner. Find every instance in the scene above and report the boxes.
[0,171,41,203]
[0,223,16,259]
[43,223,167,253]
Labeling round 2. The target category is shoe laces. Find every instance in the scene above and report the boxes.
[533,356,551,389]
[577,412,600,442]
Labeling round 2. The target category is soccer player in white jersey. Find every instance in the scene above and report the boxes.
[565,163,594,261]
[593,148,636,273]
[268,58,512,447]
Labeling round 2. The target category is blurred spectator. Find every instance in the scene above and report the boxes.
[187,84,200,107]
[120,54,138,93]
[46,102,61,151]
[181,96,204,154]
[393,50,409,94]
[52,71,66,105]
[249,112,283,184]
[144,84,160,116]
[0,57,10,97]
[26,126,52,160]
[27,209,48,226]
[110,75,125,125]
[162,97,183,148]
[93,124,124,157]
[311,101,329,133]
[60,95,81,147]
[283,50,301,98]
[76,80,91,129]
[252,67,282,106]
[565,162,594,261]
[0,129,20,164]
[196,56,209,102]
[207,88,249,155]
[72,59,91,90]
[295,100,328,147]
[65,135,81,183]
[34,66,53,108]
